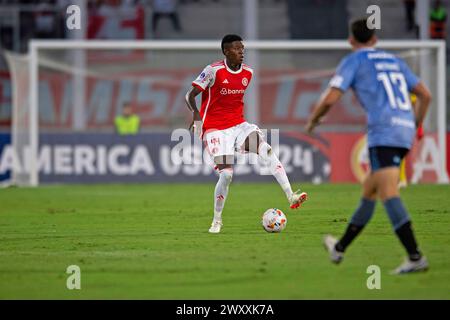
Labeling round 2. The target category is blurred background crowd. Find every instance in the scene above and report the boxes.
[0,0,447,53]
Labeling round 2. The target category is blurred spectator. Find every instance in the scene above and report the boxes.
[403,0,416,32]
[34,0,61,39]
[152,0,182,34]
[429,0,447,39]
[115,103,140,135]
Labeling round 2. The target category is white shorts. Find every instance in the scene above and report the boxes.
[204,122,263,158]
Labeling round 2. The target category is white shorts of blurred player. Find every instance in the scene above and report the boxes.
[204,122,263,162]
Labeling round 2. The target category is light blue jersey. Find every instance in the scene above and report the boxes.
[329,48,420,149]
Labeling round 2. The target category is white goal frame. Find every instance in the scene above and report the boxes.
[27,39,448,186]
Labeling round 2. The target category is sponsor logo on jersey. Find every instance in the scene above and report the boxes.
[391,117,415,129]
[242,77,248,86]
[220,88,245,95]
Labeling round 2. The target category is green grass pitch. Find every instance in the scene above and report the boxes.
[0,183,449,299]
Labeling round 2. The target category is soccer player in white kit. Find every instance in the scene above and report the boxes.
[185,34,308,233]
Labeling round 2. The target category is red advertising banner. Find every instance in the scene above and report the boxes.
[309,132,446,183]
[33,68,369,130]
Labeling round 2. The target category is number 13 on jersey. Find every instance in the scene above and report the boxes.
[377,71,412,111]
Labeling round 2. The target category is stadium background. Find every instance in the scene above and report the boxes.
[0,0,449,185]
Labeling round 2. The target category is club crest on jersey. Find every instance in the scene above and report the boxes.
[242,77,248,86]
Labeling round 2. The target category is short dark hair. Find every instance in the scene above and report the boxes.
[350,18,375,44]
[221,34,243,54]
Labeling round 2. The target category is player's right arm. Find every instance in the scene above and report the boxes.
[185,64,215,137]
[185,86,203,136]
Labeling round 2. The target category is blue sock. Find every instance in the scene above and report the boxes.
[384,197,421,259]
[336,198,376,252]
[383,197,411,230]
[350,198,376,226]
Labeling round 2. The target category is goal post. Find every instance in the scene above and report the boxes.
[7,39,449,185]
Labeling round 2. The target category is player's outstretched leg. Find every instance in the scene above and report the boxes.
[257,140,307,209]
[209,166,233,233]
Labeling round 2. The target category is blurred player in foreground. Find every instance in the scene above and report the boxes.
[306,19,431,274]
[185,34,307,234]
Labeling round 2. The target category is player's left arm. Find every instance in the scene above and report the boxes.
[411,82,432,139]
[185,86,203,136]
[186,65,214,137]
[305,87,343,134]
[399,58,432,137]
[409,82,432,128]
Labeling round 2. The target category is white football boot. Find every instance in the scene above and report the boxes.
[391,256,429,275]
[208,219,223,234]
[289,190,308,209]
[323,234,344,264]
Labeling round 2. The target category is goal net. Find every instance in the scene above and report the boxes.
[4,40,448,185]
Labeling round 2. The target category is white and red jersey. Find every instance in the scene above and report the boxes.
[192,59,253,132]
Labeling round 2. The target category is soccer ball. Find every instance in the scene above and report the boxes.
[262,208,287,233]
